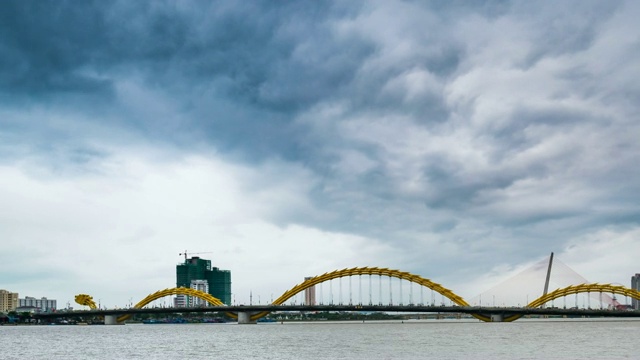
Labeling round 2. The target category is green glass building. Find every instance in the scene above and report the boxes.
[176,257,232,305]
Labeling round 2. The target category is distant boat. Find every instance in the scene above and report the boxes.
[202,318,227,323]
[142,318,187,324]
[257,318,276,323]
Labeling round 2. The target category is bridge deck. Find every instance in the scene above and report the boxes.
[34,305,640,319]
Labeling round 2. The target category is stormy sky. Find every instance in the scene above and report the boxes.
[1,0,639,308]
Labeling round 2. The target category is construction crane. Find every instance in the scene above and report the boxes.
[179,250,213,261]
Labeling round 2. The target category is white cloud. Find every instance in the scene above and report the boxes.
[560,227,640,286]
[0,149,401,307]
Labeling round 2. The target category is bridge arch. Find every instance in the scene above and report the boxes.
[117,288,225,322]
[245,266,491,322]
[501,283,640,322]
[528,283,640,309]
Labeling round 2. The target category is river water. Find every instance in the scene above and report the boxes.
[2,318,638,359]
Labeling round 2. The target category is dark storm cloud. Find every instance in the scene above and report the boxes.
[2,0,639,280]
[281,0,639,275]
[0,0,375,158]
[0,1,113,97]
[0,1,470,152]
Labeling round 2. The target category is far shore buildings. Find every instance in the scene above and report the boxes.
[0,290,18,312]
[1,290,57,313]
[632,274,640,310]
[19,296,57,312]
[304,277,316,305]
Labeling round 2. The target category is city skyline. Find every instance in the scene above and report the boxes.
[1,1,639,308]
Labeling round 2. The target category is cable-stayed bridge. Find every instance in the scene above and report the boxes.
[469,255,622,308]
[38,255,640,324]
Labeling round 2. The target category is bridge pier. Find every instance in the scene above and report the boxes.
[104,315,124,325]
[490,314,504,322]
[237,312,257,324]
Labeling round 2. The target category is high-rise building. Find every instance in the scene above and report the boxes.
[176,256,231,305]
[174,295,187,308]
[18,296,57,312]
[632,274,640,310]
[0,290,19,312]
[190,280,209,307]
[304,277,316,305]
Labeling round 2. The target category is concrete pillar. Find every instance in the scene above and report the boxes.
[237,312,257,324]
[104,315,123,325]
[490,314,504,322]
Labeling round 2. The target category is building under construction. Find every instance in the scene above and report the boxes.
[176,256,232,305]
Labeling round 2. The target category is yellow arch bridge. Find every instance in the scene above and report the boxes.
[74,267,640,323]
